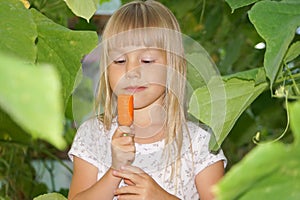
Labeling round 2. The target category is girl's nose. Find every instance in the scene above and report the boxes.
[125,60,141,79]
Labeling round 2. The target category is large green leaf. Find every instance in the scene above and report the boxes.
[64,0,98,22]
[0,109,30,144]
[188,68,268,151]
[248,1,300,88]
[31,9,98,105]
[30,0,74,27]
[0,53,66,150]
[0,0,37,63]
[284,41,300,64]
[215,142,300,200]
[215,100,300,200]
[225,0,259,12]
[0,0,97,149]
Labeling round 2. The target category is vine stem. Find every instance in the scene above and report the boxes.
[199,0,206,25]
[287,66,300,95]
[253,89,290,144]
[274,69,300,86]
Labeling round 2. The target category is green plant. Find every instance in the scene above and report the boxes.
[0,0,299,199]
[212,0,300,199]
[0,0,98,199]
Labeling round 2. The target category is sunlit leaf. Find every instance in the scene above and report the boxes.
[64,0,98,22]
[188,68,267,151]
[186,52,217,90]
[0,0,37,62]
[215,142,300,200]
[223,67,266,84]
[248,1,300,88]
[215,92,300,200]
[0,53,66,149]
[31,9,98,106]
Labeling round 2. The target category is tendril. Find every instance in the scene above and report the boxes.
[252,86,290,145]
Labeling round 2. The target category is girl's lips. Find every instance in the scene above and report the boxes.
[125,86,147,93]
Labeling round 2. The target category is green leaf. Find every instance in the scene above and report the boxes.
[0,0,37,63]
[218,35,244,74]
[186,52,220,90]
[30,0,74,27]
[284,41,300,64]
[248,1,300,88]
[31,9,98,106]
[225,0,259,11]
[34,193,67,200]
[64,0,98,22]
[188,69,268,151]
[0,109,30,144]
[0,53,66,150]
[99,0,111,5]
[289,100,300,145]
[215,142,300,200]
[223,67,266,84]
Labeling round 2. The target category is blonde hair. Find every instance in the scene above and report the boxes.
[95,0,188,190]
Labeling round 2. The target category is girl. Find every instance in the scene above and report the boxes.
[68,1,226,200]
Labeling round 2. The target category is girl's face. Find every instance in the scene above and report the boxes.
[108,47,167,109]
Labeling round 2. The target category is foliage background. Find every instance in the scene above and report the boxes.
[0,0,299,199]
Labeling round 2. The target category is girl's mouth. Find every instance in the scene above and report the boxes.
[125,86,147,93]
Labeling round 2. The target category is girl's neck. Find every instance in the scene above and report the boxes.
[133,125,166,144]
[132,98,166,144]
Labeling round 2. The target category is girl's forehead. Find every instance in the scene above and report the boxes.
[105,28,168,49]
[108,46,165,55]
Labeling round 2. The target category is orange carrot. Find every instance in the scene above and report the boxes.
[117,94,134,126]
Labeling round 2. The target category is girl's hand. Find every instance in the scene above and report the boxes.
[111,126,135,170]
[113,165,180,200]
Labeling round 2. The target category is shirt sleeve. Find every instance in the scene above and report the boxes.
[191,125,227,176]
[68,118,102,168]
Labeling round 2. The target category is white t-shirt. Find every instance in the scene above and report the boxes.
[69,117,226,200]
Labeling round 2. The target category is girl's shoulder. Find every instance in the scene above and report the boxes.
[185,120,212,138]
[76,116,117,139]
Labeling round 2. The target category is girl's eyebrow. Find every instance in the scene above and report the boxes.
[108,47,162,58]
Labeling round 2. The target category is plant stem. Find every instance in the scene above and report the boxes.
[199,0,206,25]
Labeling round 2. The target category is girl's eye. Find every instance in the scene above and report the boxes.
[142,59,155,64]
[113,59,126,64]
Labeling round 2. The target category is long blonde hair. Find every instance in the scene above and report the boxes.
[95,0,187,189]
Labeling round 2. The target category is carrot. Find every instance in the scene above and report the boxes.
[117,94,134,126]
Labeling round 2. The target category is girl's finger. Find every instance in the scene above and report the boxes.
[112,169,140,183]
[114,136,134,146]
[121,165,144,174]
[112,126,132,138]
[117,194,140,200]
[124,178,135,185]
[119,126,132,134]
[114,185,139,196]
[112,167,145,185]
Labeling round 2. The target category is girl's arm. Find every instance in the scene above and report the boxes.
[195,160,225,200]
[113,165,180,200]
[68,156,122,200]
[68,126,135,200]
